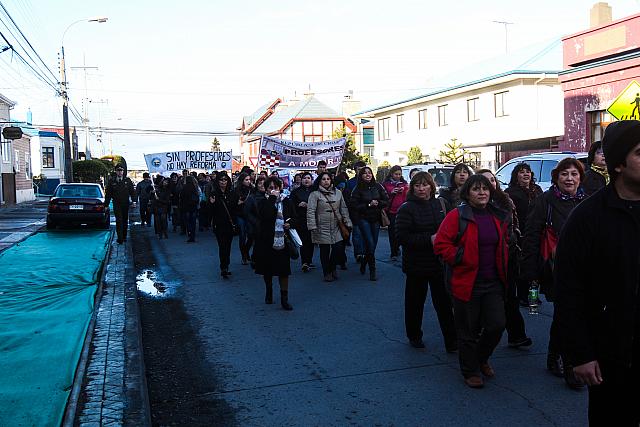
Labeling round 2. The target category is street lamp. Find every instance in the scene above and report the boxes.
[60,16,108,183]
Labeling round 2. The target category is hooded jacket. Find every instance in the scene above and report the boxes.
[433,204,509,302]
[306,186,352,245]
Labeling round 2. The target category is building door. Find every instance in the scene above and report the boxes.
[2,173,16,205]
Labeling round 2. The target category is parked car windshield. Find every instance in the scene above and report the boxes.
[428,168,452,187]
[55,185,103,198]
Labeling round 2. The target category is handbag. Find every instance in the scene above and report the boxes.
[380,209,391,227]
[539,203,558,300]
[323,192,350,240]
[540,204,558,263]
[284,231,300,260]
[220,196,240,235]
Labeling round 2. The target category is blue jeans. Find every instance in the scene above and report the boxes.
[357,219,380,256]
[185,209,197,239]
[352,222,364,258]
[237,217,253,258]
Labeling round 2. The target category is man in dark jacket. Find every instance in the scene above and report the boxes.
[555,120,640,425]
[105,164,136,244]
[135,172,153,226]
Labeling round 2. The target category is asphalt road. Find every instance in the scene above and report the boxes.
[132,223,588,427]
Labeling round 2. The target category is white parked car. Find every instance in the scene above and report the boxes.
[495,152,588,192]
[401,163,456,194]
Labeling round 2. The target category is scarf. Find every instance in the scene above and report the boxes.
[272,194,286,250]
[591,164,610,185]
[551,184,586,202]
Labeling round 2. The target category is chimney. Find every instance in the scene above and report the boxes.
[342,90,361,118]
[590,2,612,28]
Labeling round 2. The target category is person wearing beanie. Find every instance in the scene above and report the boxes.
[555,120,640,425]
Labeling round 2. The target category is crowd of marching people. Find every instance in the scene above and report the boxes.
[122,121,640,423]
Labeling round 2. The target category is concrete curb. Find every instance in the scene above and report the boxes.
[62,231,114,427]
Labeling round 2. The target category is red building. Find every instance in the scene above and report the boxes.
[238,95,356,169]
[560,4,640,151]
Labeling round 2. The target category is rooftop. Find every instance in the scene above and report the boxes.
[250,96,344,134]
[357,37,563,115]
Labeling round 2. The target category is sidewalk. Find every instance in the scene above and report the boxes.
[70,213,151,427]
[0,197,48,252]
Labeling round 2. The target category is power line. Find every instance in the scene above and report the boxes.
[0,1,58,83]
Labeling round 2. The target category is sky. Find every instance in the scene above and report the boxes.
[0,0,639,169]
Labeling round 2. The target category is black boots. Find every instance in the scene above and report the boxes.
[265,282,273,304]
[359,255,366,275]
[547,353,564,377]
[368,254,377,281]
[280,290,293,311]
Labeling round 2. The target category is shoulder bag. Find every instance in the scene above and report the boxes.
[323,192,350,240]
[220,195,240,235]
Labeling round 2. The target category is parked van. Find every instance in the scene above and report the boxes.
[401,163,455,194]
[495,152,588,192]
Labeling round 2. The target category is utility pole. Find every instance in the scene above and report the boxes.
[70,58,98,160]
[90,99,108,157]
[492,20,514,54]
[60,46,73,183]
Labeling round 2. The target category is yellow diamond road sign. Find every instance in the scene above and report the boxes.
[608,80,640,120]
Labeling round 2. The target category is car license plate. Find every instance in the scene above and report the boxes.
[69,205,84,210]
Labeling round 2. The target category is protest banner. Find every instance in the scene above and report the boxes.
[259,136,345,170]
[144,150,232,173]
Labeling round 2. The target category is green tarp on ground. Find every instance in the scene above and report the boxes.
[0,230,111,427]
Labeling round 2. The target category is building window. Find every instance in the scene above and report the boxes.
[467,98,479,122]
[14,149,19,172]
[396,114,404,133]
[1,141,10,163]
[378,118,390,141]
[364,145,374,159]
[589,110,613,146]
[303,135,323,142]
[495,91,508,117]
[42,147,55,168]
[438,105,448,127]
[383,152,390,157]
[25,152,31,179]
[418,109,427,129]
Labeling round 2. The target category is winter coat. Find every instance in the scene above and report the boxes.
[504,183,543,236]
[244,191,266,236]
[433,204,509,302]
[211,188,239,233]
[105,176,135,207]
[349,182,389,223]
[154,187,171,212]
[520,189,583,286]
[135,179,153,203]
[254,195,297,252]
[179,182,200,212]
[555,185,640,369]
[396,194,447,276]
[582,167,607,197]
[382,180,409,215]
[290,185,314,231]
[236,185,253,218]
[306,186,352,245]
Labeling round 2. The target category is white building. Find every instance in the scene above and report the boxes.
[30,130,66,195]
[354,39,565,170]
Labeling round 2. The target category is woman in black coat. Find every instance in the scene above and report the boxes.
[290,172,315,272]
[438,163,473,211]
[504,162,543,304]
[396,172,457,352]
[521,158,586,389]
[179,176,200,243]
[209,172,239,278]
[235,172,254,265]
[349,166,389,280]
[243,175,266,268]
[254,176,297,310]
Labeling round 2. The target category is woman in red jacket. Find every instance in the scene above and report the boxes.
[382,165,409,261]
[434,174,509,389]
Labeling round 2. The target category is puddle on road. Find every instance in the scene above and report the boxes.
[136,270,175,297]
